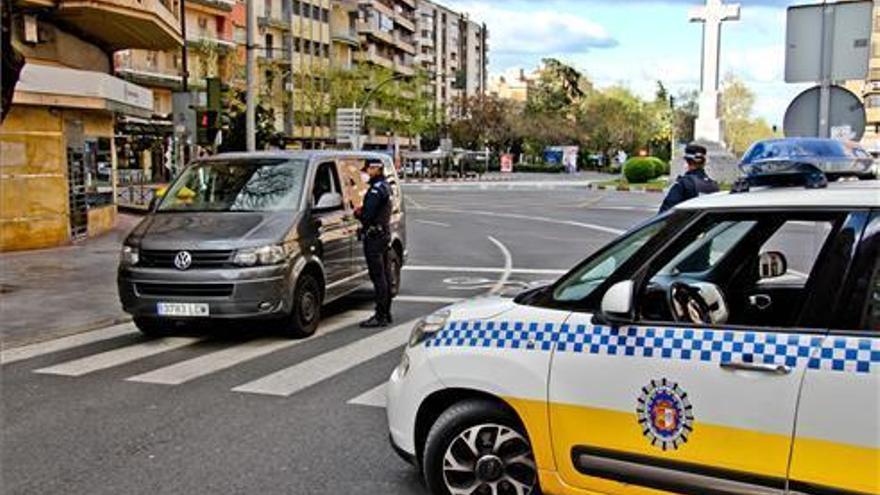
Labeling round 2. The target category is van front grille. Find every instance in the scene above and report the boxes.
[135,283,234,298]
[139,250,234,269]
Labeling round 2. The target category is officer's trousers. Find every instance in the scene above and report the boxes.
[363,233,392,319]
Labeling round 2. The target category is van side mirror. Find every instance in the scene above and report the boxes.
[597,280,634,324]
[314,192,343,212]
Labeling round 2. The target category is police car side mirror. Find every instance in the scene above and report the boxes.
[598,281,634,324]
[758,251,787,279]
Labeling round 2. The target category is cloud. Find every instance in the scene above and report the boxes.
[444,2,618,56]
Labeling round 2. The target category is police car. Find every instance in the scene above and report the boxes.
[387,180,879,495]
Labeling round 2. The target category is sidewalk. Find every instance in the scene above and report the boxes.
[0,214,141,348]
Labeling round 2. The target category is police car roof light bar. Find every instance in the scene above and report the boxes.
[731,160,828,194]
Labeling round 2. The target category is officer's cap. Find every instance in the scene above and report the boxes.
[362,160,383,172]
[684,143,707,165]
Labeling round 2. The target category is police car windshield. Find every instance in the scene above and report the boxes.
[158,159,309,212]
[553,218,668,302]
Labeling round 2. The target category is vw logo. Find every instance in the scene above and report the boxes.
[173,251,193,270]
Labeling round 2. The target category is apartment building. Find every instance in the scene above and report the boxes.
[1,0,181,251]
[114,0,235,184]
[415,0,488,120]
[844,1,880,153]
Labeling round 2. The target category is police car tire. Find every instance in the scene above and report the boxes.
[285,273,321,338]
[133,317,169,337]
[423,399,539,495]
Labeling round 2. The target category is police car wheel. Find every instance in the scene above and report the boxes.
[283,273,321,338]
[423,399,539,495]
[389,249,402,297]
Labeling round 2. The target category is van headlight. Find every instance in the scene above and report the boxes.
[408,309,451,347]
[233,244,295,266]
[120,245,139,266]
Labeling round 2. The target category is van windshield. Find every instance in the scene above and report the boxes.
[158,159,308,212]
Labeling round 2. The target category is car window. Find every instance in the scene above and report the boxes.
[312,161,341,206]
[656,220,756,276]
[158,159,308,212]
[553,218,668,302]
[758,220,833,286]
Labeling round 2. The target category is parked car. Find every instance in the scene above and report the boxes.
[118,151,406,337]
[740,137,875,181]
[388,179,879,495]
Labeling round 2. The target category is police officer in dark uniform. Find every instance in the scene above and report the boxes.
[355,160,393,328]
[659,143,720,213]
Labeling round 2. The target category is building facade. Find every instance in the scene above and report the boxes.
[415,0,487,120]
[1,0,181,251]
[844,1,880,153]
[488,69,532,103]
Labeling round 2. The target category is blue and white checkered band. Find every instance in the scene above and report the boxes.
[425,320,880,374]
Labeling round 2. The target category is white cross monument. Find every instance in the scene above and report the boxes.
[689,0,740,144]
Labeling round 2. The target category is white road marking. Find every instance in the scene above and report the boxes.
[426,207,625,235]
[403,265,566,275]
[348,382,388,408]
[34,337,201,377]
[405,195,425,209]
[395,295,463,304]
[125,311,370,385]
[231,318,418,397]
[487,236,512,295]
[1,323,137,365]
[414,219,451,228]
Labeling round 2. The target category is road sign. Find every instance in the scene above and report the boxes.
[783,85,866,141]
[785,1,872,83]
[335,108,363,142]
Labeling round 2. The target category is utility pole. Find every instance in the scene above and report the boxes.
[246,0,257,151]
[180,0,188,92]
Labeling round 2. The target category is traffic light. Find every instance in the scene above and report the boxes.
[196,109,219,146]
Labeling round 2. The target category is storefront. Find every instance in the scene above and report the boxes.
[0,63,153,251]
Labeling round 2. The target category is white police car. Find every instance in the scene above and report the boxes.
[387,180,880,495]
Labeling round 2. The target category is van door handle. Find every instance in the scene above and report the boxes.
[720,361,791,375]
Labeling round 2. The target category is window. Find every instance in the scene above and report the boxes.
[321,8,328,23]
[759,220,833,285]
[655,221,756,277]
[265,33,274,58]
[159,160,309,212]
[312,4,321,21]
[264,0,271,17]
[866,95,880,109]
[312,162,342,209]
[293,0,300,15]
[866,249,880,331]
[553,218,669,302]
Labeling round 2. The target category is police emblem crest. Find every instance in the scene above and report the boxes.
[636,378,694,450]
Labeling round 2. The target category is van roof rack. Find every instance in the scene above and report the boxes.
[731,160,828,194]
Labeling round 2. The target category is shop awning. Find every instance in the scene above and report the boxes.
[13,63,154,118]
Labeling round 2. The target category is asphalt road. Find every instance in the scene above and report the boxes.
[2,186,663,495]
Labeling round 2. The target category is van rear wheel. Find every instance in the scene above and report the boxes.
[280,273,322,338]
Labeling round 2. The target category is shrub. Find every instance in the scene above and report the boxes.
[649,157,669,177]
[623,157,658,183]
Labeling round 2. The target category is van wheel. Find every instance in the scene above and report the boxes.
[389,249,402,297]
[133,317,168,337]
[282,273,322,338]
[423,399,539,495]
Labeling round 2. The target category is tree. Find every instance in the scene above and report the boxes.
[525,58,589,116]
[577,86,652,164]
[671,89,698,144]
[721,73,774,156]
[449,95,522,152]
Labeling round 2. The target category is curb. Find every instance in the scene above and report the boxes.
[2,315,133,350]
[401,176,514,184]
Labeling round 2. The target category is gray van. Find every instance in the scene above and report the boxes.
[117,151,406,337]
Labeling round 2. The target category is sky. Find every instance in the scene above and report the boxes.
[443,0,815,126]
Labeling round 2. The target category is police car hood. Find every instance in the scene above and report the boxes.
[444,295,518,320]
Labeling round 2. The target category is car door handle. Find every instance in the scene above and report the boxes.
[720,361,792,375]
[748,294,772,310]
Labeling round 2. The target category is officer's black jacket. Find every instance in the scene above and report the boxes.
[360,175,392,229]
[659,168,720,213]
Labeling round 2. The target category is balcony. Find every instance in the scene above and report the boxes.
[186,0,234,12]
[358,20,395,46]
[114,51,182,89]
[356,50,394,70]
[258,16,291,31]
[394,62,415,76]
[394,13,416,33]
[331,26,360,46]
[53,0,182,50]
[865,81,880,95]
[186,29,236,51]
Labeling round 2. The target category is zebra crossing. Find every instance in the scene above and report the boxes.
[3,308,427,408]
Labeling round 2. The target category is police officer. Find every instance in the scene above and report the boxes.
[355,160,393,328]
[659,143,720,213]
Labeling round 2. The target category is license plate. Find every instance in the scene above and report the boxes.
[157,302,209,317]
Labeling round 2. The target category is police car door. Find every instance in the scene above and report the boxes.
[788,211,880,494]
[549,210,845,494]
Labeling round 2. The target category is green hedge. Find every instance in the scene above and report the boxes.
[624,156,669,183]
